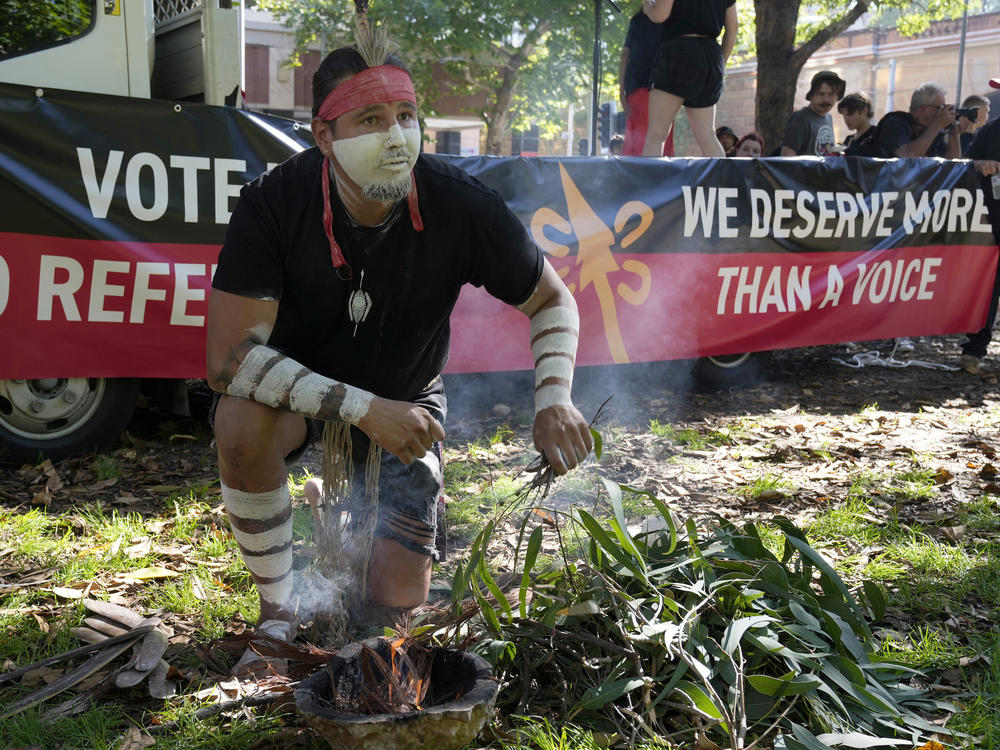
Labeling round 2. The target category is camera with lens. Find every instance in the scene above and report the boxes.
[956,106,980,121]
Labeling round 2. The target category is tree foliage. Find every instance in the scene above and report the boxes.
[0,0,92,58]
[258,0,998,156]
[258,0,629,154]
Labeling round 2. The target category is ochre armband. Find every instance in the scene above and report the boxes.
[529,305,579,414]
[227,344,373,425]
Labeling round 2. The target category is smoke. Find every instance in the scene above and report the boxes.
[443,359,699,442]
[290,567,353,625]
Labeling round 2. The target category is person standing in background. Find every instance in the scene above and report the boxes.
[641,0,738,158]
[733,132,763,157]
[958,78,1000,374]
[838,92,878,156]
[780,70,845,156]
[959,94,990,157]
[716,125,738,155]
[874,82,961,159]
[619,5,674,156]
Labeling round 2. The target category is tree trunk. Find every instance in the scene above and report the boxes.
[754,0,803,154]
[484,64,518,156]
[754,0,872,155]
[483,19,551,156]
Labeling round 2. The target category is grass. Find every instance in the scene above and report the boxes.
[648,419,730,450]
[0,705,126,750]
[443,427,529,540]
[92,455,123,481]
[737,472,793,499]
[948,630,1000,746]
[797,481,1000,745]
[3,417,1000,748]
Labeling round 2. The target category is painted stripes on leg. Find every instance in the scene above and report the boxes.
[221,482,294,606]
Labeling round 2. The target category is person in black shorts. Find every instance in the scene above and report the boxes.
[641,0,738,157]
[204,24,592,656]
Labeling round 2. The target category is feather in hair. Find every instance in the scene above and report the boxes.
[354,1,388,68]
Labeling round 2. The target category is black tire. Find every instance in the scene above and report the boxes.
[0,377,141,464]
[692,351,771,391]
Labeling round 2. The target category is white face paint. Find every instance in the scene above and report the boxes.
[331,124,421,203]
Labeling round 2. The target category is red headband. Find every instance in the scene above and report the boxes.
[317,66,422,275]
[318,65,416,121]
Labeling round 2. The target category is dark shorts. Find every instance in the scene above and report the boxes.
[210,378,447,559]
[342,379,447,559]
[650,36,724,108]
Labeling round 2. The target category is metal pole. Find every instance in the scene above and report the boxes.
[955,2,969,104]
[887,58,897,114]
[238,0,246,99]
[591,0,602,155]
[567,102,575,156]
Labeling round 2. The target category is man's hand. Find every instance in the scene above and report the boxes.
[931,104,957,133]
[533,404,593,476]
[358,397,445,464]
[974,159,1000,177]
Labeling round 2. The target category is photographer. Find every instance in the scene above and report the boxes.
[875,82,961,159]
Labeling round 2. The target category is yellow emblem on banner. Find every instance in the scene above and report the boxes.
[530,165,652,364]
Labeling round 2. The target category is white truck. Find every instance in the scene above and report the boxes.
[0,0,310,463]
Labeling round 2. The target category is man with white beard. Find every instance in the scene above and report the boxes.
[205,40,591,667]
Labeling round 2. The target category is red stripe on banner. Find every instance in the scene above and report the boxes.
[2,233,996,378]
[1,233,219,379]
[446,245,999,372]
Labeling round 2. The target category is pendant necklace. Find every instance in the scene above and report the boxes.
[338,186,403,339]
[347,269,373,337]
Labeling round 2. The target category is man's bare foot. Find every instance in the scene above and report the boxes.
[303,478,323,513]
[258,599,300,632]
[231,617,298,678]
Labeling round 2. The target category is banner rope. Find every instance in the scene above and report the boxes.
[831,340,959,371]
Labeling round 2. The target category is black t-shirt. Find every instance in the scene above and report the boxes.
[843,125,881,157]
[875,111,949,157]
[968,118,1000,243]
[660,0,735,43]
[624,11,662,94]
[213,149,545,401]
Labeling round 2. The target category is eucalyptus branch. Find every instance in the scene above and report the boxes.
[742,695,802,750]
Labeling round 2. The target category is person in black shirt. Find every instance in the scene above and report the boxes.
[875,82,961,159]
[716,125,738,155]
[641,0,738,157]
[838,92,878,156]
[205,35,592,655]
[619,8,674,156]
[959,77,1000,373]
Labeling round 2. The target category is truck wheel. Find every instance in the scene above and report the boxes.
[0,377,140,464]
[692,352,770,391]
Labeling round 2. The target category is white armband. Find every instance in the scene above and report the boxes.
[228,344,373,425]
[529,305,579,414]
